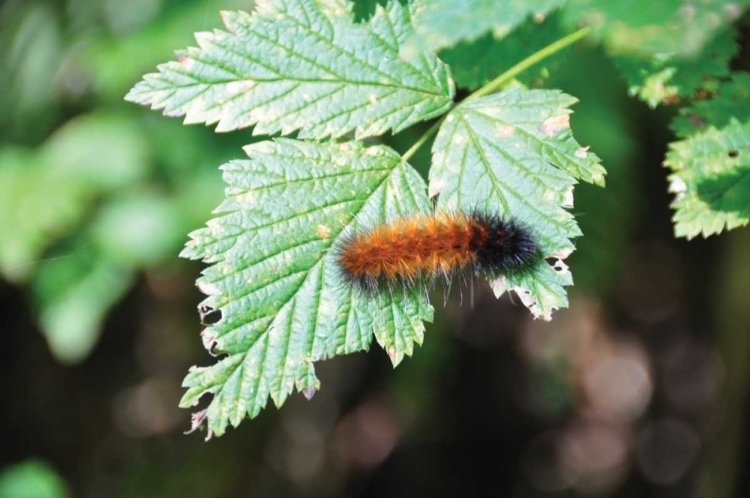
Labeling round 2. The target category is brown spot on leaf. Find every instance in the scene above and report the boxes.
[317,224,332,239]
[538,114,569,137]
[496,124,515,137]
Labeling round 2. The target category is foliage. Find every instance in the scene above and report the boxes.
[408,0,564,52]
[439,11,570,91]
[613,28,738,107]
[561,0,744,57]
[0,0,245,363]
[126,2,454,138]
[671,73,750,138]
[0,460,68,498]
[1,0,747,436]
[429,89,604,317]
[666,120,750,239]
[179,140,433,433]
[129,0,608,435]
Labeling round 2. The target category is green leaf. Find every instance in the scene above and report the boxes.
[439,11,569,91]
[410,0,564,52]
[179,139,433,436]
[126,0,454,139]
[0,113,150,282]
[0,150,76,282]
[613,28,737,108]
[666,120,750,239]
[0,4,63,142]
[43,112,151,189]
[91,189,186,268]
[0,460,68,498]
[671,72,750,138]
[430,88,604,318]
[34,256,133,365]
[563,0,744,57]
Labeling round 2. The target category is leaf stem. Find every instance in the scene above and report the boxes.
[467,26,591,101]
[402,117,444,163]
[401,26,591,163]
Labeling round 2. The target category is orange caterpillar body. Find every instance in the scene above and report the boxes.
[336,211,540,291]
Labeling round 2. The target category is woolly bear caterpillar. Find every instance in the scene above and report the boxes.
[335,211,541,292]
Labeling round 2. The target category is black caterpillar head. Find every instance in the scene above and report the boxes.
[470,213,541,275]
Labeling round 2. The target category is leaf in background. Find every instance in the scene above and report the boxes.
[613,28,738,108]
[0,113,149,282]
[0,3,64,142]
[439,11,568,91]
[430,88,605,319]
[43,112,151,189]
[91,189,187,268]
[0,460,68,498]
[126,0,454,139]
[409,0,564,52]
[352,0,408,21]
[83,0,254,100]
[34,255,133,365]
[671,72,750,138]
[563,0,744,57]
[666,120,750,239]
[0,150,86,282]
[179,139,433,436]
[0,111,199,364]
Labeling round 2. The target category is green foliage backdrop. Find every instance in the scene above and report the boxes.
[121,0,750,435]
[127,0,612,435]
[2,0,749,443]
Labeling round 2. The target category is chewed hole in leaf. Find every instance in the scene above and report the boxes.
[199,305,222,325]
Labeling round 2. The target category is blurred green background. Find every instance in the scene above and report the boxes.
[2,0,750,497]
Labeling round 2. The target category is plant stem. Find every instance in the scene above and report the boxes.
[402,118,444,163]
[467,26,591,102]
[401,26,591,163]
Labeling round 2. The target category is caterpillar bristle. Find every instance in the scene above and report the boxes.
[334,211,541,294]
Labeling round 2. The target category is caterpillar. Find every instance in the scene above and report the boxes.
[335,211,541,292]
